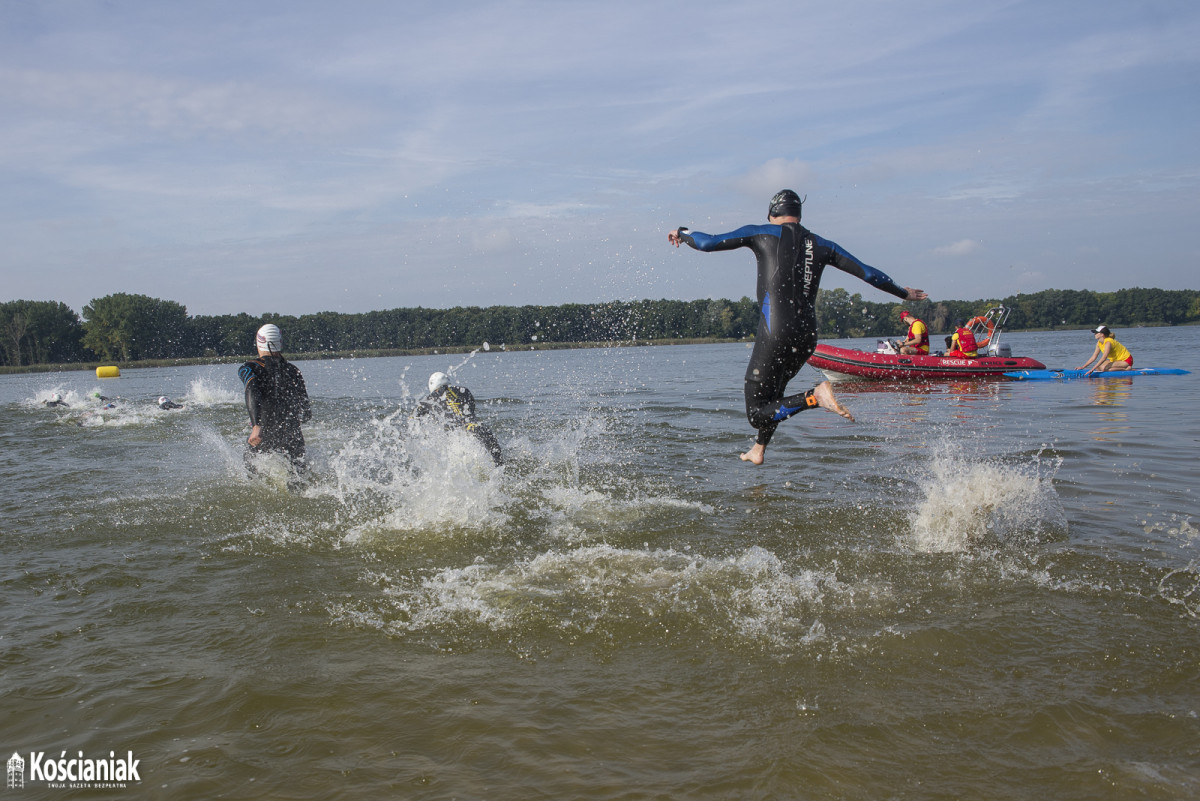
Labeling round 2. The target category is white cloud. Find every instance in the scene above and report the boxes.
[735,159,819,200]
[933,239,981,257]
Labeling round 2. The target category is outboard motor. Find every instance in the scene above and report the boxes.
[988,342,1012,357]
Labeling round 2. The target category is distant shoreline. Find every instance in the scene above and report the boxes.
[4,321,1194,375]
[0,336,748,375]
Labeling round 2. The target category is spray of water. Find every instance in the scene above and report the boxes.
[184,378,241,406]
[328,404,510,541]
[331,543,881,650]
[907,440,1066,553]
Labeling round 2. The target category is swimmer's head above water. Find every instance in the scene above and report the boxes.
[255,324,282,355]
[768,189,804,221]
[428,372,449,394]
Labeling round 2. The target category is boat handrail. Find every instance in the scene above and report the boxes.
[970,305,1010,353]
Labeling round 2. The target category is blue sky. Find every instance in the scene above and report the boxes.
[2,0,1198,317]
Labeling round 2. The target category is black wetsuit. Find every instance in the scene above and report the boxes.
[238,355,312,465]
[416,385,503,465]
[676,222,909,446]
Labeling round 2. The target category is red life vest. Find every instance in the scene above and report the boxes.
[956,327,978,354]
[907,320,929,353]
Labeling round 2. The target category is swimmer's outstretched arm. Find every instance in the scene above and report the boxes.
[668,225,770,252]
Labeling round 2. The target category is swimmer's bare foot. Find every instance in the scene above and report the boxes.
[740,443,766,465]
[813,381,855,422]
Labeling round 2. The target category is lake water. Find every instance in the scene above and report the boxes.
[2,327,1198,799]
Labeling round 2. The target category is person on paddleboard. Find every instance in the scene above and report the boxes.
[416,372,503,465]
[897,310,929,355]
[238,324,312,469]
[1079,325,1133,375]
[668,189,927,465]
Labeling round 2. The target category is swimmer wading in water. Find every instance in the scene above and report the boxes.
[238,324,312,469]
[415,372,503,465]
[668,189,928,465]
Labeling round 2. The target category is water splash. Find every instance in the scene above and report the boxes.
[907,440,1066,553]
[184,378,241,406]
[329,406,510,540]
[332,544,879,650]
[1158,562,1200,618]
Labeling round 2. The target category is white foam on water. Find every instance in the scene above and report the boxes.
[906,440,1066,553]
[28,386,214,427]
[329,408,510,541]
[27,386,69,406]
[27,386,109,410]
[337,544,885,649]
[1157,561,1200,618]
[73,402,159,428]
[272,388,704,551]
[216,516,331,553]
[535,484,712,544]
[184,378,241,406]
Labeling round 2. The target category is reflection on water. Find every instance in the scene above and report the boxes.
[1088,377,1133,440]
[1090,376,1133,405]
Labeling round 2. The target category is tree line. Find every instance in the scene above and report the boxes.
[2,287,1198,367]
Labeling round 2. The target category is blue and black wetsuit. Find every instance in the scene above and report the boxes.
[676,222,909,447]
[239,354,312,465]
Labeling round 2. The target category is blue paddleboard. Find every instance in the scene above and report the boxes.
[1003,368,1190,380]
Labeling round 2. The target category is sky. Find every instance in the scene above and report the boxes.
[2,0,1198,318]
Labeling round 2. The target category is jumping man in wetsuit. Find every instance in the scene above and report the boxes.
[416,372,503,465]
[238,324,312,469]
[668,190,928,465]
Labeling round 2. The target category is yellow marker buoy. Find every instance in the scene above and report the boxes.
[96,365,120,378]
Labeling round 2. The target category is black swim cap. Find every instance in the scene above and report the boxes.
[768,189,803,220]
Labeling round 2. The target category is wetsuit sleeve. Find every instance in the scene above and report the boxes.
[293,367,312,423]
[812,233,910,300]
[676,225,778,253]
[239,362,264,427]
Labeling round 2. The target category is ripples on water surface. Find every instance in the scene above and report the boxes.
[2,327,1198,799]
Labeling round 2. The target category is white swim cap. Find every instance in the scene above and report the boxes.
[256,324,282,353]
[157,396,169,405]
[428,372,449,393]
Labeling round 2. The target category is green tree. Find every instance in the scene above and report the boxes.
[1,304,29,366]
[82,293,189,361]
[0,300,85,365]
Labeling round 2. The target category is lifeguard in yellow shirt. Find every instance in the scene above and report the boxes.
[897,310,929,355]
[1079,325,1133,374]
